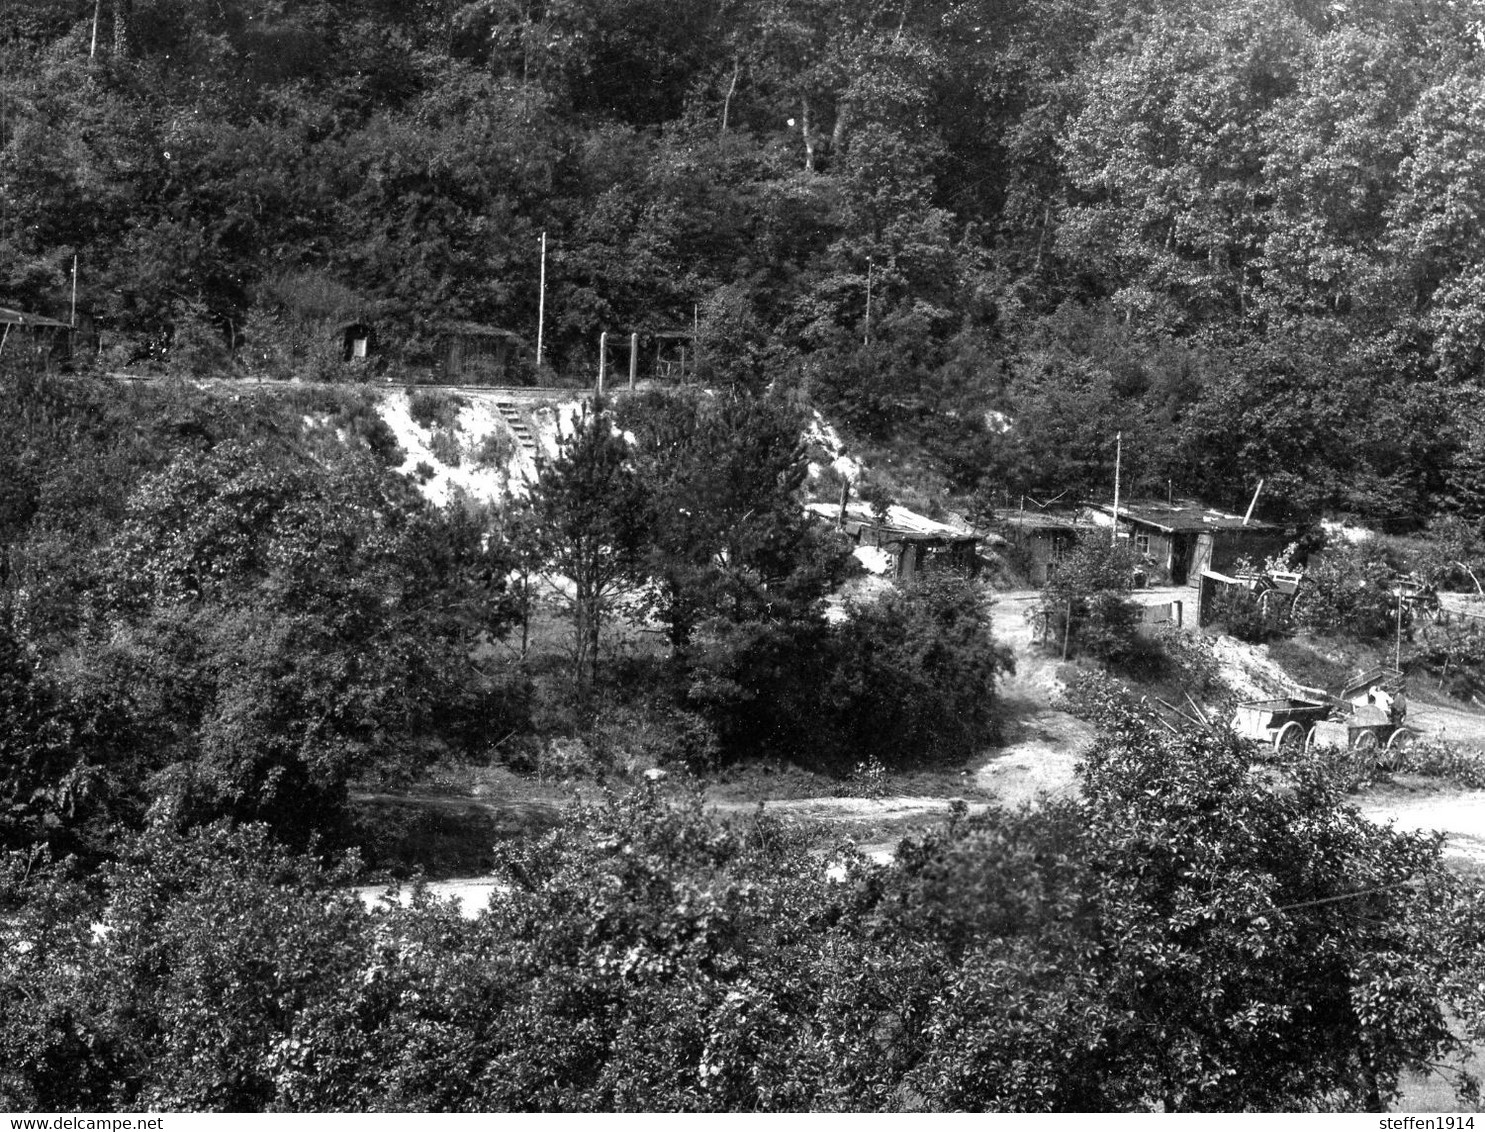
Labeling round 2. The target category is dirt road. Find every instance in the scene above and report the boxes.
[974,590,1095,806]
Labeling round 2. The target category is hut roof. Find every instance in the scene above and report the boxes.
[1090,498,1278,534]
[0,306,71,329]
[806,501,977,543]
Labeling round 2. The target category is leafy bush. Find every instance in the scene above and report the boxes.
[428,425,462,466]
[3,712,1476,1112]
[1397,738,1485,790]
[1295,540,1400,639]
[408,389,464,430]
[1205,584,1282,643]
[473,430,516,469]
[1039,535,1141,663]
[688,575,1012,773]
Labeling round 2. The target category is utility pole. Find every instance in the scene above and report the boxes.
[1111,430,1122,546]
[628,332,637,390]
[536,230,546,370]
[1396,587,1404,673]
[597,330,606,395]
[90,0,101,58]
[864,259,873,346]
[70,255,78,328]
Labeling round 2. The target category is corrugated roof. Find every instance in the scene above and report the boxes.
[806,501,977,541]
[1091,498,1278,533]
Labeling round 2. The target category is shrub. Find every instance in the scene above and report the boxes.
[686,575,1012,773]
[1040,536,1142,663]
[1295,541,1399,639]
[473,430,516,469]
[408,389,464,430]
[428,426,462,467]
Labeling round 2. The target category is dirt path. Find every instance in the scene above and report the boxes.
[1358,784,1485,866]
[974,590,1094,806]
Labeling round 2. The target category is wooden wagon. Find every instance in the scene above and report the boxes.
[1232,696,1331,753]
[1234,668,1415,770]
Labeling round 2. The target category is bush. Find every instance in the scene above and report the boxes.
[1040,536,1142,663]
[473,430,516,469]
[428,426,462,466]
[1295,540,1399,639]
[408,389,464,430]
[686,575,1012,773]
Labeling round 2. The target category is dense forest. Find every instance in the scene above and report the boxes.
[9,0,1485,1113]
[4,0,1485,519]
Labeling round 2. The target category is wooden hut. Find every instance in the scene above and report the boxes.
[442,324,524,383]
[1088,498,1287,586]
[807,502,979,580]
[0,307,74,370]
[335,320,376,363]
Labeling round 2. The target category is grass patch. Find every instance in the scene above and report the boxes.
[1267,634,1363,693]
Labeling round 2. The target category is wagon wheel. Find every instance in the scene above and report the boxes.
[1274,721,1309,756]
[1378,727,1416,772]
[1257,589,1282,621]
[1351,728,1382,775]
[1288,590,1308,627]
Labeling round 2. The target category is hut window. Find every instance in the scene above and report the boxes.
[1134,532,1151,556]
[352,337,368,359]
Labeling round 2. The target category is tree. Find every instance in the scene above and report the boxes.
[620,390,854,654]
[528,403,647,697]
[4,701,1477,1111]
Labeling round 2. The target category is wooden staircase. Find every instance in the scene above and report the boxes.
[494,401,539,456]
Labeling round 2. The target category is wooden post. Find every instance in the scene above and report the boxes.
[597,331,606,395]
[1243,479,1265,526]
[628,332,637,390]
[864,259,873,346]
[1062,598,1073,660]
[1396,588,1404,673]
[1111,430,1122,546]
[70,255,78,329]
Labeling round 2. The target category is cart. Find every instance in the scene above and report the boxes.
[1306,667,1415,771]
[1232,696,1331,753]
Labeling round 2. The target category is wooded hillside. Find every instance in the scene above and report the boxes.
[5,0,1485,520]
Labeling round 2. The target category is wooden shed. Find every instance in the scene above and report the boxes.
[807,502,979,581]
[990,509,1098,585]
[1088,498,1288,587]
[652,329,694,381]
[442,324,524,383]
[335,320,376,363]
[0,306,74,369]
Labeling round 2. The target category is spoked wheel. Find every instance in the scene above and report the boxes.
[1378,727,1416,772]
[1351,729,1382,775]
[1274,721,1309,756]
[1257,589,1282,621]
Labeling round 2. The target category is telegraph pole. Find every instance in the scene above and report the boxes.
[1111,431,1122,546]
[597,331,607,395]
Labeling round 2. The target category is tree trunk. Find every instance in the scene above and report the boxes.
[721,59,740,135]
[801,96,815,173]
[830,99,850,159]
